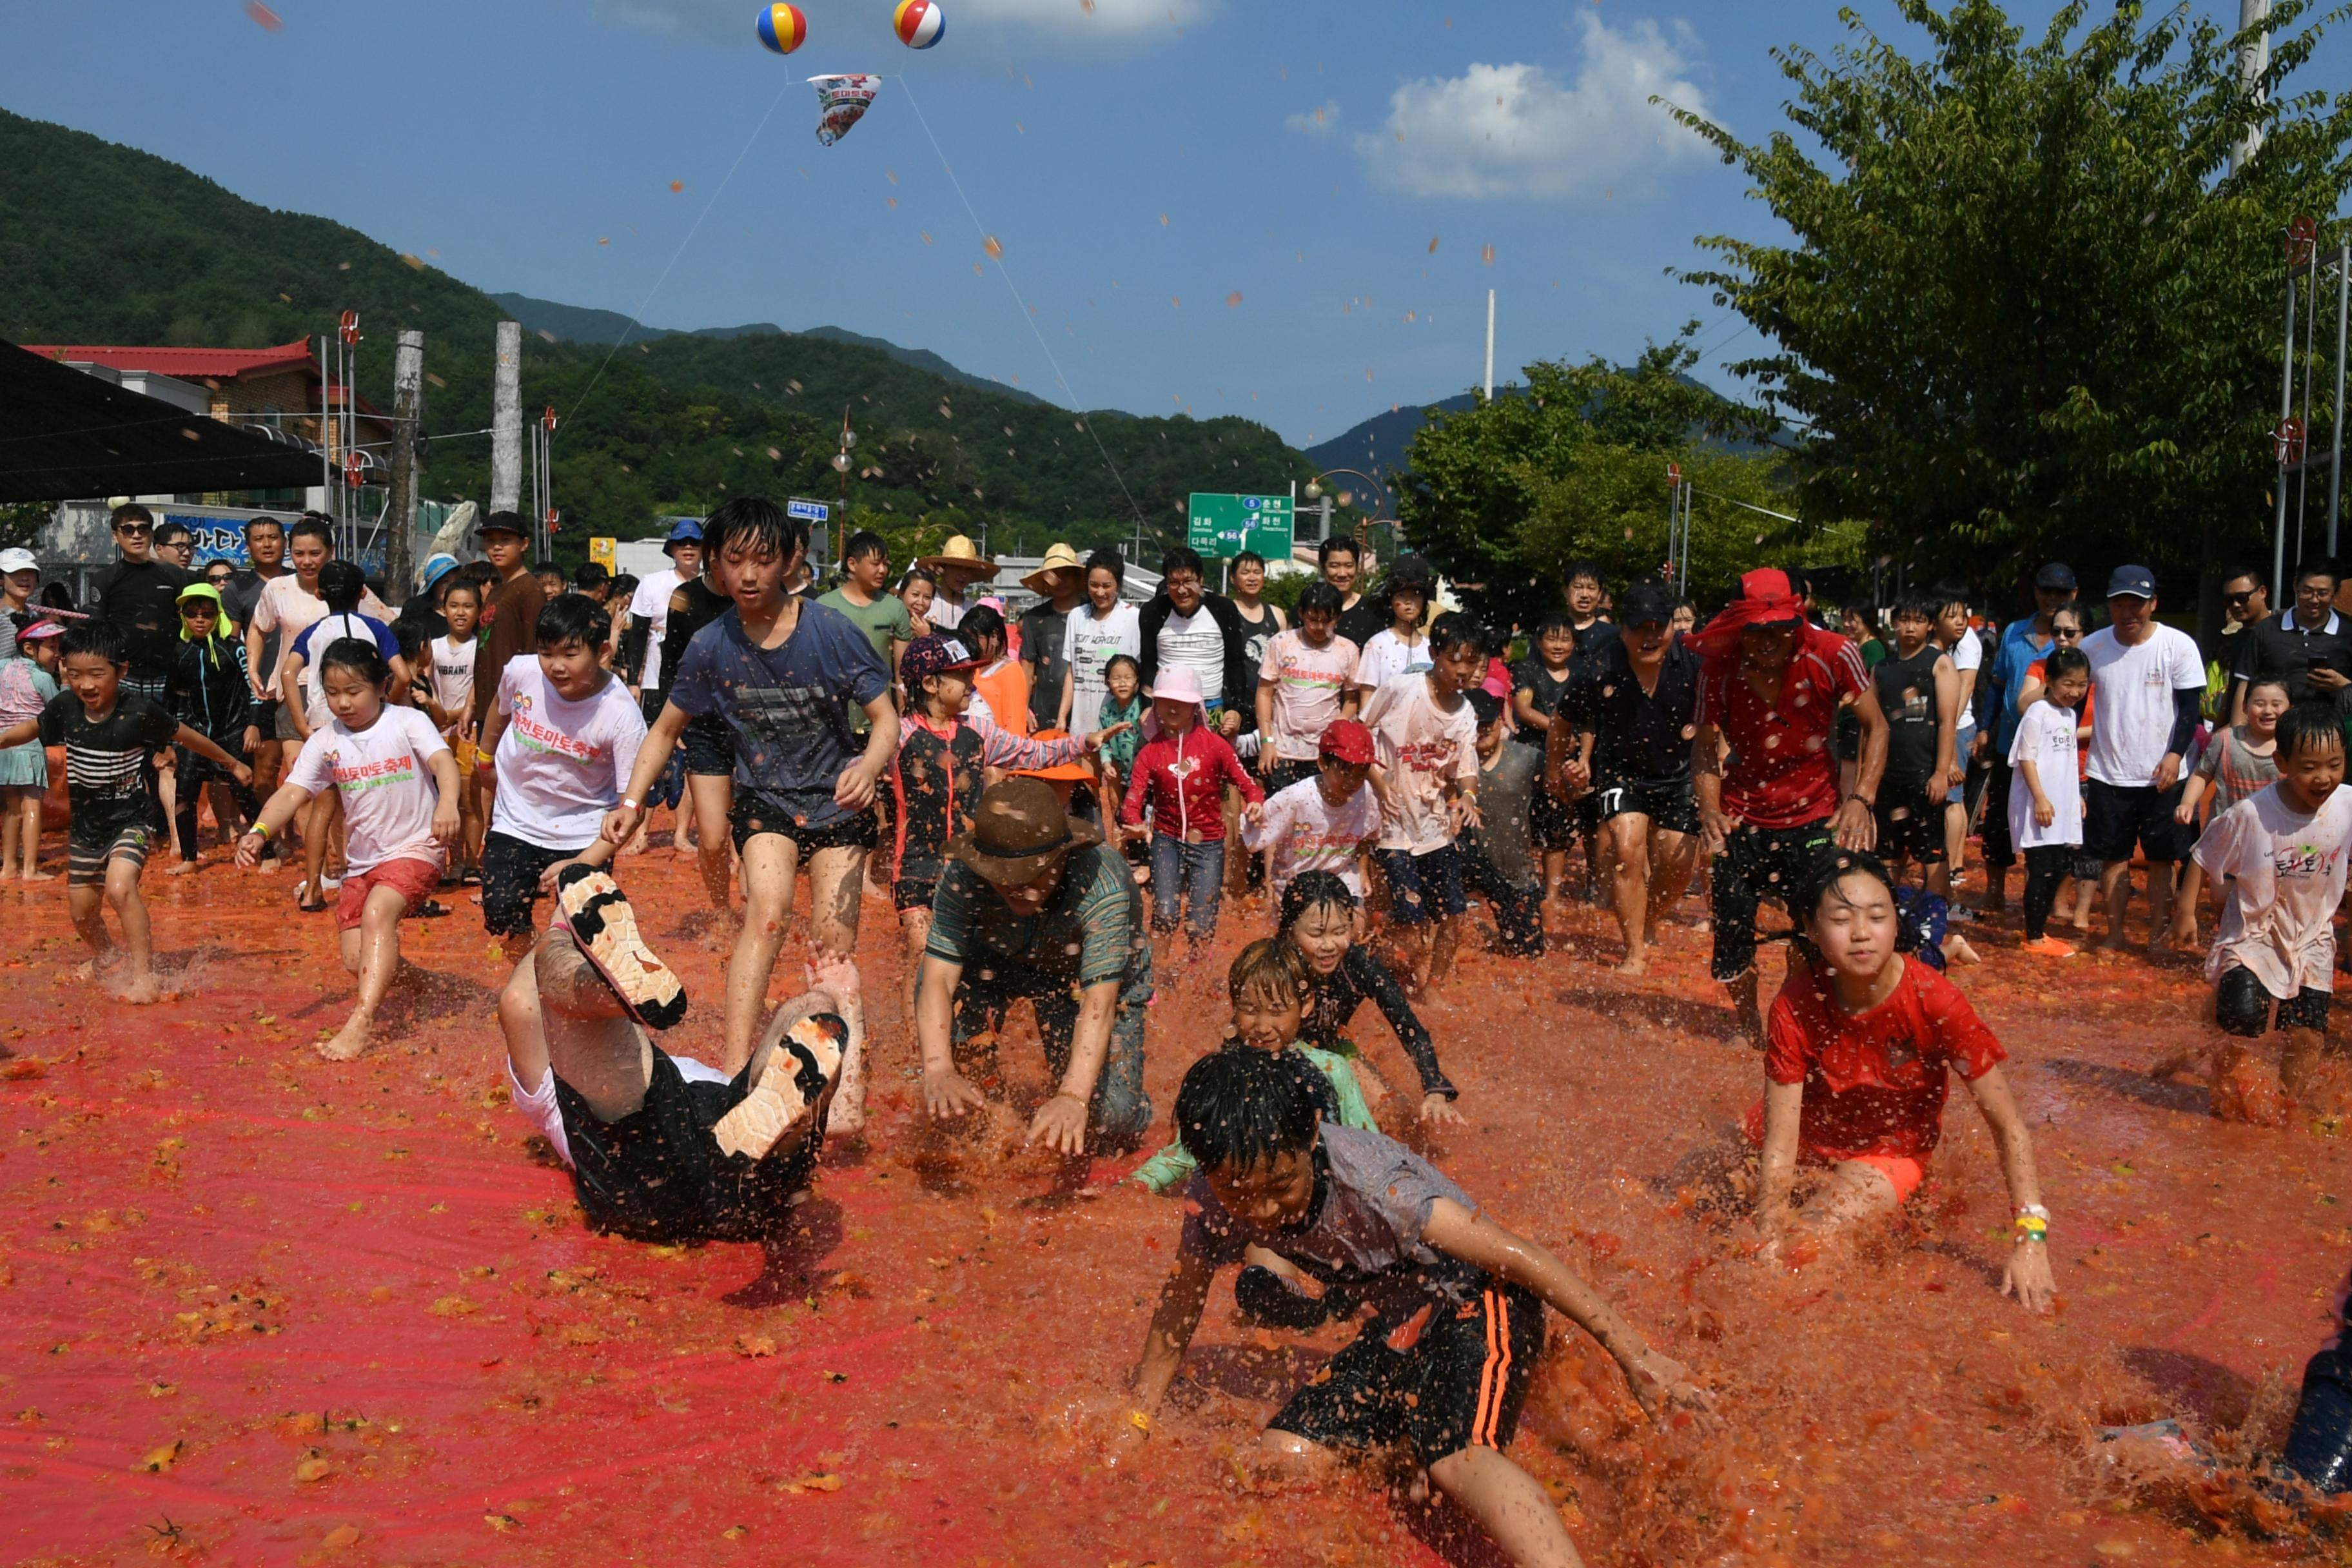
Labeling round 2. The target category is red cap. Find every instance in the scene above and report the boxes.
[1318,719,1375,765]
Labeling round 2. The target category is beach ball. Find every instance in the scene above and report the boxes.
[756,3,807,54]
[893,0,945,48]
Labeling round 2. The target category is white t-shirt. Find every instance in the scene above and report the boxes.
[927,593,966,631]
[1353,629,1431,692]
[1259,630,1360,761]
[1156,605,1229,707]
[284,705,449,874]
[1360,674,1478,855]
[2006,700,2082,851]
[1241,775,1381,896]
[427,634,478,738]
[626,567,682,689]
[1946,631,1983,735]
[249,572,389,700]
[489,662,647,850]
[1066,602,1142,736]
[2193,783,2352,996]
[2081,623,2203,787]
[505,1051,730,1170]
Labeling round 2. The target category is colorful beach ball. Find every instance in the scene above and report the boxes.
[755,3,807,54]
[893,0,945,48]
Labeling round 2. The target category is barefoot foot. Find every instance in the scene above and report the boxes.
[317,1016,376,1061]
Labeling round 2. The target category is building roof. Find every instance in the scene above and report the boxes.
[18,339,318,381]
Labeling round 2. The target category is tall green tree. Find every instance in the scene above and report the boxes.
[1670,0,2352,600]
[1395,335,1792,631]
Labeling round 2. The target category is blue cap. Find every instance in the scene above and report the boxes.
[419,553,460,591]
[663,518,704,552]
[2106,564,2157,600]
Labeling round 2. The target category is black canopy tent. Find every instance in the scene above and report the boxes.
[0,338,325,503]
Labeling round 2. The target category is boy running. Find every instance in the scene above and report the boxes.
[1122,1048,1708,1568]
[0,623,253,1003]
[1511,612,1581,901]
[1361,618,1487,991]
[1240,718,1380,901]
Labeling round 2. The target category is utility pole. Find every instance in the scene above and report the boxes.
[491,320,522,516]
[2231,0,2271,175]
[386,329,424,601]
[1484,289,1496,402]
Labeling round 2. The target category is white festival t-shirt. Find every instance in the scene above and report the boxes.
[284,704,449,874]
[627,567,681,689]
[1353,629,1431,692]
[2080,622,2204,787]
[489,662,647,850]
[2006,700,2082,851]
[1066,600,1142,736]
[1259,630,1360,761]
[1241,775,1381,896]
[2194,782,2352,997]
[1360,673,1478,855]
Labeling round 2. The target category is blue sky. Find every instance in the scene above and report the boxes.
[0,1,2318,447]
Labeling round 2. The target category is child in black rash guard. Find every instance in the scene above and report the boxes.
[1277,871,1462,1127]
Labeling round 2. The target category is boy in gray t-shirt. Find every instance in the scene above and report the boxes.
[1121,1051,1709,1563]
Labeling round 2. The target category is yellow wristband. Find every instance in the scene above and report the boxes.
[1127,1409,1152,1435]
[251,821,271,841]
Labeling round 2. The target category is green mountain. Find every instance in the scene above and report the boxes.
[0,106,1310,569]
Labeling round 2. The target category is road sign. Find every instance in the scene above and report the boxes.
[1187,492,1293,558]
[787,497,833,524]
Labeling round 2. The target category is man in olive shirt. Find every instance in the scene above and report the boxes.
[815,531,912,710]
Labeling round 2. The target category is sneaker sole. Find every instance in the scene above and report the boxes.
[714,1013,847,1161]
[553,866,687,1030]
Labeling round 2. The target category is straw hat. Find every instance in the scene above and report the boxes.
[1019,542,1084,596]
[917,534,999,581]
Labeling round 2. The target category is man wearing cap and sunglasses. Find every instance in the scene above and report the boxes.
[916,777,1153,1157]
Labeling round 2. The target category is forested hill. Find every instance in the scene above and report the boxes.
[0,106,1313,565]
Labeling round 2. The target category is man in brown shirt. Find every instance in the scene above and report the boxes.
[468,512,547,744]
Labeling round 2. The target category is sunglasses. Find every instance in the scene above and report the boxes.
[114,523,152,535]
[2052,627,2082,638]
[2226,591,2255,605]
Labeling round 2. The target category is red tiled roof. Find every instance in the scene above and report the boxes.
[19,340,318,379]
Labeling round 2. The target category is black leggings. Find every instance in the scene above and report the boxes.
[171,751,261,860]
[2021,845,2071,941]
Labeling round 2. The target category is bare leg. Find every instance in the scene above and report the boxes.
[1426,1446,1588,1568]
[724,833,803,1073]
[107,855,160,1003]
[1727,968,1763,1046]
[320,885,408,1060]
[687,774,735,914]
[1426,910,1464,990]
[1605,814,1654,974]
[1794,1159,1904,1235]
[300,791,335,904]
[2097,861,2133,951]
[803,847,869,1133]
[898,906,931,1040]
[0,788,20,878]
[668,778,697,860]
[66,881,117,974]
[502,927,653,1121]
[1542,847,1566,903]
[2143,861,2179,955]
[1647,828,1698,929]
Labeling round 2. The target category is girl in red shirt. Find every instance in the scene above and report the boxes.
[1751,851,2059,1312]
[1121,664,1262,945]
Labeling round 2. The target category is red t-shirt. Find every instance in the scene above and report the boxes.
[1764,956,2007,1162]
[1696,634,1869,829]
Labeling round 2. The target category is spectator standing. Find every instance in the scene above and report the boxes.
[1017,543,1086,734]
[1324,536,1384,651]
[1060,549,1144,740]
[2080,565,2206,954]
[93,503,193,700]
[2228,560,2352,723]
[1137,546,1253,739]
[619,518,703,724]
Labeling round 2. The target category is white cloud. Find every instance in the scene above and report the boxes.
[1286,101,1340,136]
[1355,14,1714,203]
[600,0,1210,46]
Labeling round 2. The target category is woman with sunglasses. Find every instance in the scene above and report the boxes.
[2014,607,2097,934]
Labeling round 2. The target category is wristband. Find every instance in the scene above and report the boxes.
[251,821,272,841]
[622,797,643,812]
[1847,791,1874,807]
[2012,1211,2048,1244]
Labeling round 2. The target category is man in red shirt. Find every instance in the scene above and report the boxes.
[1690,569,1890,1041]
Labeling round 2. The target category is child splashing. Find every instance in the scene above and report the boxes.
[1277,872,1462,1127]
[1750,850,2058,1311]
[237,638,461,1059]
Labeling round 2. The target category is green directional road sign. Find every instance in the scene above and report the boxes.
[1187,492,1294,559]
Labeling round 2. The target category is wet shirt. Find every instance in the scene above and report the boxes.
[1299,945,1453,1098]
[1241,775,1380,897]
[1765,956,2007,1162]
[657,576,733,700]
[2194,783,2352,997]
[1468,741,1543,887]
[93,559,194,683]
[39,690,177,845]
[883,714,1084,887]
[1872,642,1946,784]
[925,843,1146,991]
[1259,629,1358,761]
[1360,674,1478,854]
[2007,700,2082,851]
[665,602,891,830]
[1179,1124,1486,1319]
[428,634,478,740]
[489,663,646,850]
[1697,637,1870,830]
[2191,725,2279,816]
[285,705,449,874]
[1569,638,1703,789]
[1509,656,1576,748]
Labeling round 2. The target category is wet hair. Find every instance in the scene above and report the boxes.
[1175,1046,1320,1175]
[573,562,610,591]
[1428,614,1487,660]
[317,636,391,689]
[1085,547,1125,585]
[1318,535,1359,566]
[1228,937,1309,1007]
[318,560,366,612]
[1561,558,1604,591]
[1233,549,1266,572]
[110,502,155,529]
[706,496,807,568]
[1466,689,1504,729]
[243,514,284,539]
[1295,581,1342,619]
[287,515,333,547]
[899,565,937,593]
[59,622,127,667]
[536,592,611,651]
[2294,558,2340,590]
[1278,869,1358,931]
[2039,645,2090,685]
[843,529,888,564]
[1536,610,1580,640]
[961,603,1006,652]
[1799,848,1897,926]
[1161,545,1205,581]
[2244,673,2291,702]
[2277,701,2346,762]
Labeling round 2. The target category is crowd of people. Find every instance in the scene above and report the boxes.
[12,496,2352,1563]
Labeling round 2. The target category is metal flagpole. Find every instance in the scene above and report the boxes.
[2332,241,2349,554]
[2275,244,2300,596]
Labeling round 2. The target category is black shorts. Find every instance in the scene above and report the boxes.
[894,876,937,914]
[1710,818,1835,982]
[2215,965,2333,1037]
[554,1050,818,1244]
[1373,843,1466,925]
[1593,777,1700,838]
[481,831,583,938]
[681,713,735,778]
[2084,779,2192,864]
[1872,775,1947,865]
[730,792,880,858]
[1264,758,1319,794]
[638,688,667,727]
[1529,775,1576,852]
[1270,1281,1545,1466]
